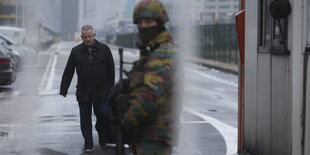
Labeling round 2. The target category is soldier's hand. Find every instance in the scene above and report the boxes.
[109,83,123,102]
[115,94,129,113]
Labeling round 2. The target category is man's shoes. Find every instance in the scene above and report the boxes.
[83,146,93,153]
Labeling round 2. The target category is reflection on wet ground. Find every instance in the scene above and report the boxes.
[17,148,68,155]
[0,131,9,138]
[0,86,12,93]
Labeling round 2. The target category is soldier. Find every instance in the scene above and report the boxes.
[118,0,181,154]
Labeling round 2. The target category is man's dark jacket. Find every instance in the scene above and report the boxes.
[60,40,115,102]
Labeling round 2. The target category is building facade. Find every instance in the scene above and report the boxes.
[162,0,239,25]
[0,0,23,27]
[203,0,239,24]
[78,0,126,32]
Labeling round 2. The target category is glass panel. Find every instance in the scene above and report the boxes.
[307,0,310,45]
[264,0,272,46]
[258,0,289,48]
[273,20,281,40]
[258,0,263,46]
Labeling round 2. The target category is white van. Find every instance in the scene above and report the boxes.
[0,26,26,45]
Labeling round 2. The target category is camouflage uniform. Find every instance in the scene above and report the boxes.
[119,0,180,154]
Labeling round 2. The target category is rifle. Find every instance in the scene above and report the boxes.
[115,47,125,155]
[110,47,133,155]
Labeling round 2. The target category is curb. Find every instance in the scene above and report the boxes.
[187,57,239,75]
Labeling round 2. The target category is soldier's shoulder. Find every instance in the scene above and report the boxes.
[152,42,175,56]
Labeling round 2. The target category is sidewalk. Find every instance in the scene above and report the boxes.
[187,56,238,75]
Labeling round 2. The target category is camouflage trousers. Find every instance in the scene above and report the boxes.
[132,141,173,155]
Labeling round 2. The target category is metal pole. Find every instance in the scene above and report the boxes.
[235,9,245,153]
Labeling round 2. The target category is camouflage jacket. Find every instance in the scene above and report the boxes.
[121,30,180,146]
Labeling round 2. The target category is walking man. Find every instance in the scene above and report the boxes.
[118,0,181,154]
[60,25,115,152]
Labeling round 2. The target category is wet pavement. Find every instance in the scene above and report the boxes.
[0,42,237,155]
[0,94,228,155]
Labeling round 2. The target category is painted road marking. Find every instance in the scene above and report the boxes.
[181,121,209,124]
[185,68,238,87]
[45,54,58,90]
[38,43,62,96]
[0,111,233,154]
[38,52,55,90]
[184,108,237,155]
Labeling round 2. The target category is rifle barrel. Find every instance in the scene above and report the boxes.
[116,47,125,155]
[119,47,124,88]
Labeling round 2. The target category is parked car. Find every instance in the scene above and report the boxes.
[0,26,25,45]
[0,41,17,85]
[0,33,37,66]
[1,41,20,66]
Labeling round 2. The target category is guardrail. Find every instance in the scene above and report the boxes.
[106,24,239,65]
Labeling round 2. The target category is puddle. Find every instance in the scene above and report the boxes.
[208,109,218,112]
[39,119,54,123]
[17,148,67,155]
[62,114,77,118]
[0,127,18,140]
[63,119,77,122]
[39,116,54,119]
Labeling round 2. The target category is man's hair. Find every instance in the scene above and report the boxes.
[81,25,95,34]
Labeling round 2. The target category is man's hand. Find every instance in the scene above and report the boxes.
[59,91,67,97]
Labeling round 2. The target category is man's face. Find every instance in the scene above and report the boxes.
[81,29,95,45]
[137,18,158,29]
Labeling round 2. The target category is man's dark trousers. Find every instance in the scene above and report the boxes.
[78,99,111,148]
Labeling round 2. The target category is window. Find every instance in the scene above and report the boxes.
[306,0,310,47]
[258,0,272,47]
[304,0,310,53]
[218,12,226,16]
[218,5,230,9]
[233,5,239,9]
[258,0,289,53]
[207,5,216,9]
